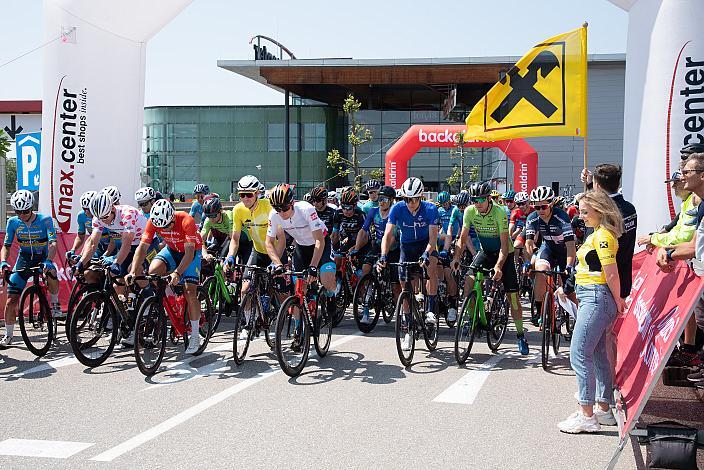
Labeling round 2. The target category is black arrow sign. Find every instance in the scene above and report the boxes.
[3,115,23,140]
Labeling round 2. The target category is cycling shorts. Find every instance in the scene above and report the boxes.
[399,239,430,281]
[365,244,400,283]
[8,254,55,295]
[292,239,335,274]
[237,238,253,264]
[469,250,519,293]
[154,247,202,284]
[535,243,567,271]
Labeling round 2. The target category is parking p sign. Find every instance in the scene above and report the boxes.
[16,132,41,191]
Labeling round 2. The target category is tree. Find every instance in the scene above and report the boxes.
[0,130,13,192]
[446,130,479,191]
[327,94,374,190]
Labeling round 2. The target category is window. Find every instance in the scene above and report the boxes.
[268,123,300,152]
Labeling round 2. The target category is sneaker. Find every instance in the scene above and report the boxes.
[291,333,302,353]
[51,302,66,319]
[360,307,370,325]
[695,380,704,390]
[686,368,704,383]
[402,333,412,351]
[530,313,540,327]
[594,407,617,426]
[121,330,135,347]
[557,411,601,434]
[0,335,13,349]
[238,328,249,340]
[517,336,529,355]
[669,350,702,367]
[425,311,437,325]
[447,308,457,323]
[185,333,200,354]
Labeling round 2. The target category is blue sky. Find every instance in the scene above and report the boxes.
[0,0,627,106]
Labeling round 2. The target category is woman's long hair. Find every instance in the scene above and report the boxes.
[578,190,624,238]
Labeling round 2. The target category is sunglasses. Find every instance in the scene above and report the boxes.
[517,202,527,206]
[471,197,487,203]
[341,204,355,211]
[368,190,379,195]
[274,204,292,213]
[378,196,391,203]
[15,209,31,215]
[532,204,551,210]
[138,200,152,208]
[311,197,325,203]
[239,192,255,199]
[404,197,421,203]
[206,213,219,219]
[99,213,113,220]
[681,169,704,176]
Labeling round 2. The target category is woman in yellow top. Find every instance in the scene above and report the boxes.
[558,190,625,434]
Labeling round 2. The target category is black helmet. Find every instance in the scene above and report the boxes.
[310,186,327,201]
[340,187,359,205]
[270,184,294,207]
[203,197,222,217]
[468,182,492,198]
[378,185,395,199]
[681,143,704,159]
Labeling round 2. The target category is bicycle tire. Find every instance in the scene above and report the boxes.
[422,297,439,351]
[275,296,310,377]
[380,279,394,324]
[487,292,509,352]
[263,282,278,350]
[69,291,118,367]
[455,290,479,364]
[183,286,213,355]
[314,295,333,357]
[17,285,53,357]
[133,296,167,376]
[203,277,223,334]
[333,280,348,327]
[233,291,255,365]
[541,291,552,371]
[394,291,415,366]
[65,284,96,341]
[552,302,562,356]
[352,273,380,334]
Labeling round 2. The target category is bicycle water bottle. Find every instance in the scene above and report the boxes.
[165,286,184,322]
[260,294,271,315]
[307,290,318,317]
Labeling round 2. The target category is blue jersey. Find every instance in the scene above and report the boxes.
[361,200,378,215]
[189,201,203,221]
[388,201,439,245]
[4,213,56,258]
[437,205,454,234]
[77,211,92,235]
[525,208,575,253]
[363,207,399,250]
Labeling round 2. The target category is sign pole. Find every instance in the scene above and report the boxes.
[582,21,589,190]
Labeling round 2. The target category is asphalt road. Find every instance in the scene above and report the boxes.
[0,303,640,469]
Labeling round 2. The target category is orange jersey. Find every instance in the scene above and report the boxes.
[142,211,202,252]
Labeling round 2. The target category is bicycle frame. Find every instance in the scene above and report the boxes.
[209,263,234,306]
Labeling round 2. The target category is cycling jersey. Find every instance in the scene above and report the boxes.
[267,201,327,246]
[201,210,232,245]
[4,213,56,258]
[232,198,272,254]
[316,204,337,235]
[333,207,365,245]
[361,199,378,215]
[388,200,439,245]
[448,206,463,238]
[525,208,574,253]
[650,193,698,247]
[575,225,618,286]
[437,205,455,234]
[142,211,203,252]
[92,205,147,246]
[363,206,399,250]
[77,211,92,235]
[189,200,203,223]
[463,203,513,253]
[509,207,531,230]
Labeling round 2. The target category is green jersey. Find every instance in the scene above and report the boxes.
[463,203,513,254]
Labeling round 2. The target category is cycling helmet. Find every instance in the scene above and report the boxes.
[193,184,209,195]
[135,187,156,203]
[237,175,260,192]
[437,191,450,204]
[450,194,458,205]
[514,191,529,204]
[490,189,500,198]
[400,177,424,198]
[365,179,382,191]
[340,187,358,205]
[681,143,704,159]
[101,186,121,205]
[396,188,404,198]
[203,196,222,217]
[310,186,327,201]
[553,196,565,208]
[502,190,516,201]
[529,185,555,202]
[80,191,97,210]
[303,192,312,203]
[270,184,294,207]
[258,182,266,198]
[150,199,175,228]
[456,191,470,207]
[468,182,492,198]
[10,190,34,211]
[378,185,396,199]
[90,191,114,219]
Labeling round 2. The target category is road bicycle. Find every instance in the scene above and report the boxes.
[275,271,333,377]
[202,259,239,334]
[333,251,361,327]
[533,269,574,371]
[352,262,394,334]
[133,275,214,376]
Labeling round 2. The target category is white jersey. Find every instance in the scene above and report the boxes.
[92,204,147,246]
[267,201,327,246]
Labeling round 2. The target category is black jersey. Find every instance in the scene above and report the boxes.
[316,205,337,236]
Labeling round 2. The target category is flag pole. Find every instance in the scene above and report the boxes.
[582,21,589,191]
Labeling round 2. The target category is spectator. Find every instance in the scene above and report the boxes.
[558,190,624,434]
[179,193,186,202]
[169,193,176,203]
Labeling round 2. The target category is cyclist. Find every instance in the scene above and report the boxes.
[333,187,366,255]
[67,190,113,262]
[436,191,459,322]
[451,182,529,355]
[503,190,517,222]
[135,187,160,218]
[126,200,205,354]
[525,185,577,325]
[361,180,382,214]
[189,183,210,226]
[101,185,123,255]
[447,191,479,260]
[265,184,337,351]
[310,186,337,236]
[201,196,232,261]
[327,191,339,210]
[378,177,440,350]
[0,190,60,348]
[511,191,534,267]
[258,182,266,199]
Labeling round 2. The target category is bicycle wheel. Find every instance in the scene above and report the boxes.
[540,292,552,371]
[263,283,278,350]
[275,296,310,377]
[65,284,96,341]
[70,291,118,367]
[552,302,563,356]
[333,280,348,327]
[202,277,223,334]
[133,296,167,376]
[455,291,479,365]
[422,298,439,351]
[17,286,54,357]
[314,295,333,357]
[183,286,213,355]
[233,292,255,365]
[487,293,509,352]
[353,273,380,334]
[394,291,415,366]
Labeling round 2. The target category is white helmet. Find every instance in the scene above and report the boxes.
[400,177,424,198]
[237,175,260,192]
[530,186,555,202]
[150,199,175,228]
[80,191,97,210]
[135,187,156,203]
[514,191,529,204]
[101,186,121,205]
[90,191,114,219]
[10,190,34,211]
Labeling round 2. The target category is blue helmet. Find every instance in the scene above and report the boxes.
[437,191,450,204]
[502,190,516,201]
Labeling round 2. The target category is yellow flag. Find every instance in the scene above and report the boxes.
[465,26,587,141]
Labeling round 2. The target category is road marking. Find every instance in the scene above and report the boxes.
[0,438,93,458]
[5,355,79,380]
[433,353,507,405]
[90,332,361,462]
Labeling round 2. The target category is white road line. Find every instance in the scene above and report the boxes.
[0,438,94,458]
[5,355,79,380]
[433,353,507,405]
[90,332,361,462]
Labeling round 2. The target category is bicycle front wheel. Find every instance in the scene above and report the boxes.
[233,292,255,365]
[18,285,53,357]
[314,295,333,357]
[70,291,118,367]
[275,296,310,377]
[394,291,415,366]
[333,280,348,327]
[134,296,167,376]
[487,293,509,352]
[202,277,223,334]
[183,286,213,355]
[541,292,552,371]
[552,302,562,356]
[353,273,380,334]
[455,291,479,365]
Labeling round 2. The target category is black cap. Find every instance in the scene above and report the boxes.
[378,185,396,198]
[681,143,704,159]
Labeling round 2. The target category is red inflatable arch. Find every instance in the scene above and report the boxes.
[385,125,538,193]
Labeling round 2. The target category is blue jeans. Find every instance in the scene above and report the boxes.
[571,284,617,406]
